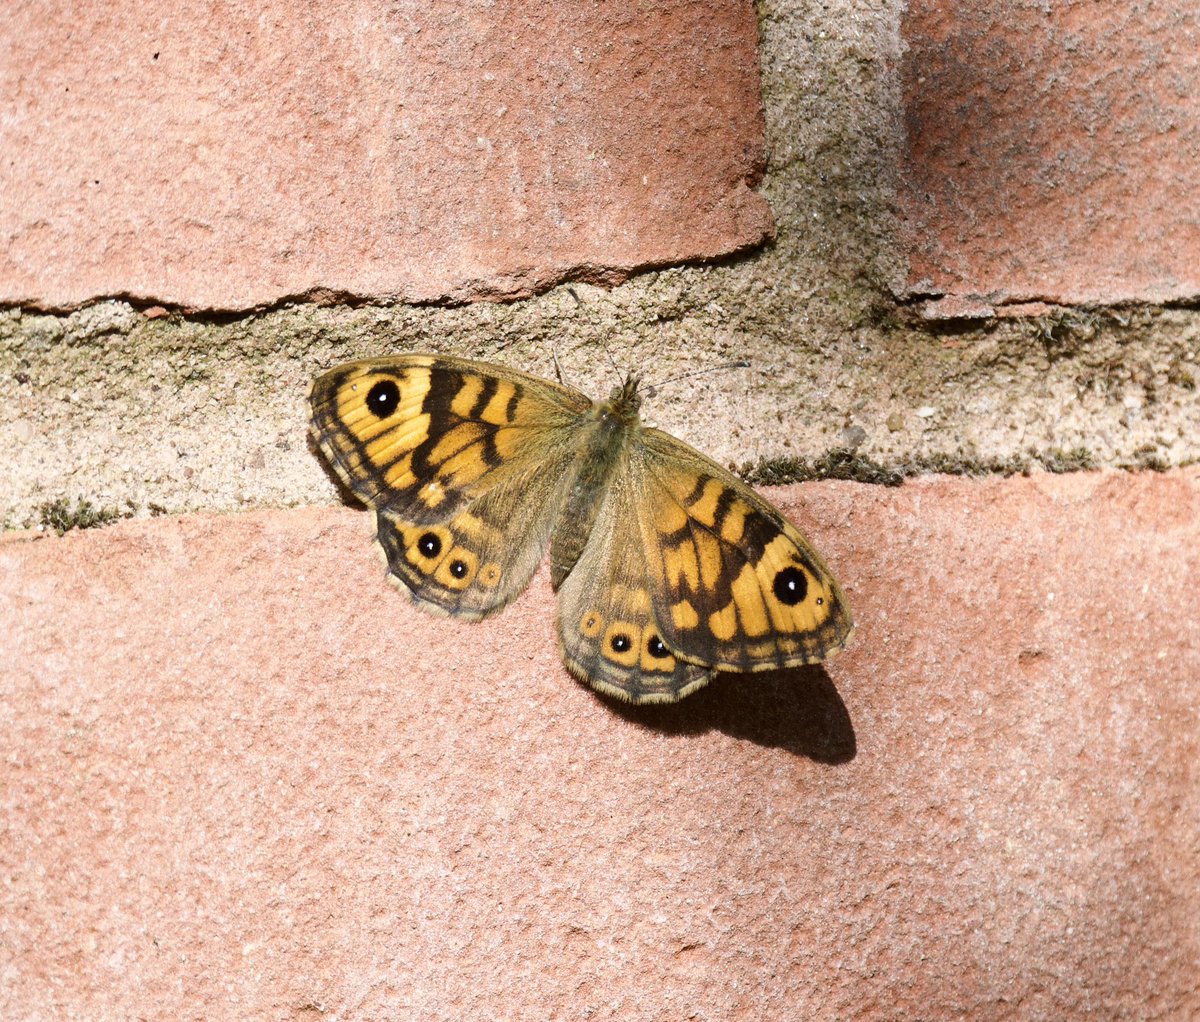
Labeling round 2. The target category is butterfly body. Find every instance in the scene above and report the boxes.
[549,376,644,587]
[310,354,853,704]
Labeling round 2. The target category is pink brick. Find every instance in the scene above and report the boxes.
[900,2,1200,311]
[0,1,770,310]
[3,472,1197,1018]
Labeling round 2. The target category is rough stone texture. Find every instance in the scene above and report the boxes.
[900,2,1200,311]
[3,470,1198,1020]
[5,298,1200,531]
[0,0,771,310]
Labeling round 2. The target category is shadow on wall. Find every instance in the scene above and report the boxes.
[601,666,856,763]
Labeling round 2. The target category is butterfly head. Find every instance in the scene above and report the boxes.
[601,374,643,425]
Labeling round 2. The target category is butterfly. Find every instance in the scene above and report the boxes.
[309,354,854,704]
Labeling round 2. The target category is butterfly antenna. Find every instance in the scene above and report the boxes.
[650,360,752,394]
[552,349,566,386]
[560,285,623,386]
[600,341,624,385]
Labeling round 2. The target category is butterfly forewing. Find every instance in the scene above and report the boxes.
[310,355,591,515]
[310,355,591,620]
[634,428,854,672]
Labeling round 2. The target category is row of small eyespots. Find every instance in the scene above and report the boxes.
[579,611,672,663]
[411,530,502,589]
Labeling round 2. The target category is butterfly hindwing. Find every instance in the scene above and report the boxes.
[555,465,717,703]
[373,466,570,621]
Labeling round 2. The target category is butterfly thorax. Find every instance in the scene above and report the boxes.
[548,375,643,588]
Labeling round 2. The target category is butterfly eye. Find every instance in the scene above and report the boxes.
[366,379,400,418]
[772,566,808,605]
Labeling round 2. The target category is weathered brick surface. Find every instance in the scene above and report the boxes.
[3,472,1197,1019]
[900,2,1200,312]
[0,1,770,310]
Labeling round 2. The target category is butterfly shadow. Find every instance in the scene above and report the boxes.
[599,665,856,764]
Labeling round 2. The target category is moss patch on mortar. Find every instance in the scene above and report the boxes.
[35,495,169,534]
[741,446,1106,487]
[37,497,134,535]
[742,450,905,487]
